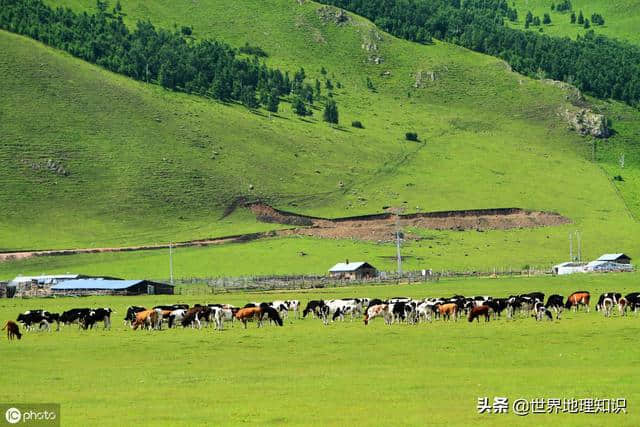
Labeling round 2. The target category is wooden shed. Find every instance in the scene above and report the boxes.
[329,261,377,280]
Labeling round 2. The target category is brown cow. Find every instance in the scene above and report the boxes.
[468,305,491,323]
[3,320,22,340]
[235,307,263,328]
[363,304,391,325]
[131,310,161,330]
[438,303,458,321]
[565,291,591,312]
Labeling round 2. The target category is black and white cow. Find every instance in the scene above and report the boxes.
[16,310,59,332]
[595,293,622,313]
[60,308,92,328]
[545,295,564,319]
[625,292,640,314]
[302,300,325,318]
[82,308,113,330]
[533,301,553,321]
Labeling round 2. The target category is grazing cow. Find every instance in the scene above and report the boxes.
[438,303,458,321]
[16,310,59,332]
[60,308,92,328]
[545,295,564,319]
[533,301,553,321]
[416,301,437,323]
[595,293,621,312]
[82,308,112,330]
[235,306,283,328]
[565,291,590,312]
[366,299,384,310]
[363,304,391,325]
[329,300,363,323]
[208,305,237,330]
[624,293,640,314]
[3,320,22,340]
[181,307,209,329]
[468,305,491,323]
[124,306,146,326]
[302,300,325,318]
[600,297,615,317]
[617,297,628,316]
[131,310,161,331]
[167,309,187,328]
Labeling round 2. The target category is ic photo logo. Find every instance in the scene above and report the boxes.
[4,407,21,424]
[2,404,59,426]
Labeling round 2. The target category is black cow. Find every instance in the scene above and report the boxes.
[82,308,113,330]
[124,306,146,326]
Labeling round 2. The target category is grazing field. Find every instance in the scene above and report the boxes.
[2,273,640,425]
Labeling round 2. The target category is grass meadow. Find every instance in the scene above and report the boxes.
[510,0,640,45]
[2,273,640,425]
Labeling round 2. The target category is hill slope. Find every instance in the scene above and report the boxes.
[1,0,640,275]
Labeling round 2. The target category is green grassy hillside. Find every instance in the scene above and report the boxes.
[511,0,640,45]
[2,0,640,275]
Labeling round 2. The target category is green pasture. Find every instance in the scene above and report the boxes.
[2,273,640,425]
[511,0,640,45]
[0,225,638,281]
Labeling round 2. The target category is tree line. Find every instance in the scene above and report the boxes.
[0,0,338,118]
[318,0,640,108]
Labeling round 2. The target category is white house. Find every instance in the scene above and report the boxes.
[552,262,587,275]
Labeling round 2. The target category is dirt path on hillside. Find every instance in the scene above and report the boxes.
[0,203,569,262]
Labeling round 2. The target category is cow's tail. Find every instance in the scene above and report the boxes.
[1,322,6,331]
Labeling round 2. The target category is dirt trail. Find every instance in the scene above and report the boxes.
[0,203,570,262]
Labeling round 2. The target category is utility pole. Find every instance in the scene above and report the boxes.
[169,242,174,286]
[576,231,582,262]
[569,232,573,261]
[394,208,404,276]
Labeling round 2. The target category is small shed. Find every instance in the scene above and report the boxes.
[552,262,587,275]
[596,253,631,264]
[329,261,377,280]
[51,279,174,296]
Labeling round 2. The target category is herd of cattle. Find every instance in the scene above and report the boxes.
[6,291,640,337]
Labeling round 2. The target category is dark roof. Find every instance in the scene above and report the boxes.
[329,261,376,272]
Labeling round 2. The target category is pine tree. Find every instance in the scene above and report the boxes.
[240,86,259,109]
[583,18,590,29]
[525,11,533,25]
[265,89,279,113]
[323,100,339,124]
[570,12,576,24]
[577,10,584,25]
[543,13,551,24]
[292,97,308,116]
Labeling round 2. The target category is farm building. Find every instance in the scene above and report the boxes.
[596,253,631,264]
[329,261,377,280]
[6,274,122,298]
[585,261,634,273]
[552,262,587,275]
[51,279,174,296]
